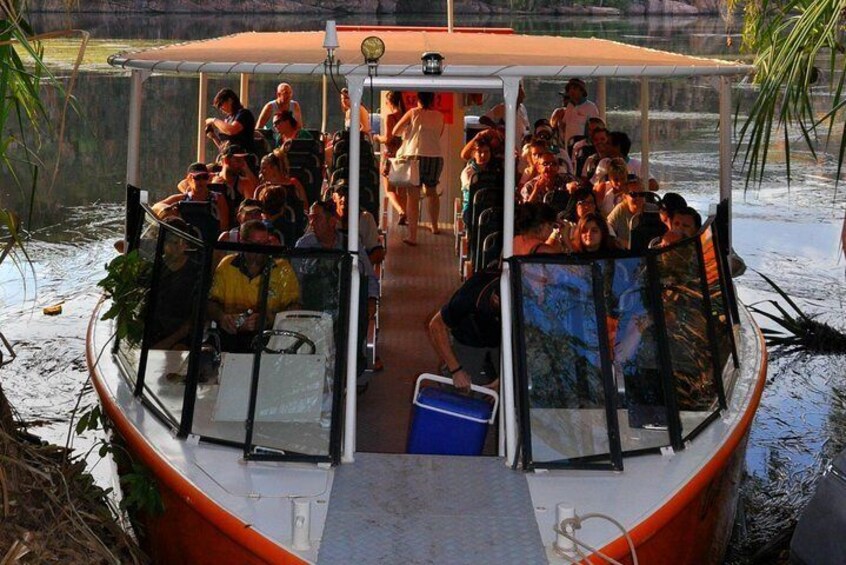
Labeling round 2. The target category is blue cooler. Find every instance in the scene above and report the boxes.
[407,374,499,456]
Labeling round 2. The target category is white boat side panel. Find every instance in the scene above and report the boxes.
[90,310,332,564]
[527,305,763,561]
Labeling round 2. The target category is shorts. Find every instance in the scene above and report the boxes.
[418,156,444,194]
[447,337,500,386]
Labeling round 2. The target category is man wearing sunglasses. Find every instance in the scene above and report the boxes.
[158,162,230,234]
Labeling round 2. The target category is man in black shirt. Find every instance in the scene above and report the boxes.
[428,270,501,391]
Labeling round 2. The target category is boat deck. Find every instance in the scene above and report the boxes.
[357,220,469,453]
[318,452,546,564]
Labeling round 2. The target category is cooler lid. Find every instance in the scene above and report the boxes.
[417,387,493,421]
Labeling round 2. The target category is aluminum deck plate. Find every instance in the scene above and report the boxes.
[317,452,547,564]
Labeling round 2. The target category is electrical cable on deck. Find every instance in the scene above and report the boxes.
[553,512,639,565]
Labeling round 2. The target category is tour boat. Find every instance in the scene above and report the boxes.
[88,26,765,564]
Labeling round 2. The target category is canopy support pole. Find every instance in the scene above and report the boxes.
[126,69,147,186]
[343,75,365,464]
[447,0,454,32]
[640,78,650,191]
[597,77,607,123]
[719,76,732,251]
[321,75,329,134]
[501,76,519,466]
[239,73,250,110]
[197,72,209,163]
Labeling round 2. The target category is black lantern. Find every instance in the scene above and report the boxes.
[421,52,444,75]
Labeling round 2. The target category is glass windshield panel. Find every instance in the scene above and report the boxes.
[115,209,159,388]
[519,262,612,465]
[656,238,719,437]
[141,225,206,426]
[600,257,671,452]
[700,225,735,392]
[249,253,346,457]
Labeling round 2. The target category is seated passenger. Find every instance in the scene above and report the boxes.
[571,117,606,178]
[296,201,379,301]
[658,192,688,232]
[428,268,501,391]
[533,119,573,176]
[148,218,200,350]
[591,131,659,191]
[593,158,630,216]
[212,143,259,221]
[256,150,307,209]
[521,151,568,205]
[461,122,506,164]
[340,87,371,133]
[571,212,616,254]
[513,202,561,255]
[207,220,300,353]
[554,187,600,252]
[273,110,313,148]
[259,184,302,247]
[219,199,263,243]
[205,88,256,155]
[479,82,529,151]
[158,162,229,233]
[460,140,493,229]
[256,82,303,130]
[606,186,646,250]
[331,181,385,265]
[581,127,611,182]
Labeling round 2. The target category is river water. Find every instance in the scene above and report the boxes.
[0,13,844,563]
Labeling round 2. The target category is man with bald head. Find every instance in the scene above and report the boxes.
[257,82,304,129]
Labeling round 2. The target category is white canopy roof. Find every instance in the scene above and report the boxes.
[108,28,751,78]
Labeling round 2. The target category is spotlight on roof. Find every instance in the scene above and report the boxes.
[421,52,444,76]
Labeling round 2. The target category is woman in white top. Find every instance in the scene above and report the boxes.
[391,92,445,245]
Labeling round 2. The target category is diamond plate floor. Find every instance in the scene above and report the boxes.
[317,453,547,565]
[356,217,463,453]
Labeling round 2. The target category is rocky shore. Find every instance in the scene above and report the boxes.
[31,0,723,16]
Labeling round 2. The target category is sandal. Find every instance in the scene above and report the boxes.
[398,214,408,226]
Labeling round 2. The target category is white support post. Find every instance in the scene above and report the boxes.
[447,0,454,32]
[321,74,329,134]
[239,73,250,110]
[719,76,732,250]
[126,69,146,186]
[197,72,209,163]
[501,76,520,465]
[640,78,650,191]
[343,75,366,464]
[597,77,607,123]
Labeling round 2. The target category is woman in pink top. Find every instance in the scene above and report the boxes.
[392,92,445,245]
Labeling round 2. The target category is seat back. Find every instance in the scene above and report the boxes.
[177,200,219,243]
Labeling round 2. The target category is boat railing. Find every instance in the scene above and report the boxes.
[507,217,739,471]
[114,193,352,465]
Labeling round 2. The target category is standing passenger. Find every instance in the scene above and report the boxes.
[341,88,371,133]
[392,91,445,245]
[257,82,303,130]
[205,88,256,155]
[372,91,407,224]
[551,78,600,153]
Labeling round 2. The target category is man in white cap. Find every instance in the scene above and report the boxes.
[550,78,599,153]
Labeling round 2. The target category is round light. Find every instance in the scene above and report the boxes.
[361,36,385,64]
[421,52,444,75]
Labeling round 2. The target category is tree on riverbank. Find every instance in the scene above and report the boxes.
[0,4,144,563]
[728,0,846,187]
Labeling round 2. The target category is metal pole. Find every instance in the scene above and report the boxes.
[321,74,329,134]
[197,72,209,163]
[447,0,454,32]
[501,76,520,465]
[719,76,732,251]
[640,78,649,191]
[597,77,607,123]
[239,73,250,110]
[126,70,144,186]
[343,75,365,464]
